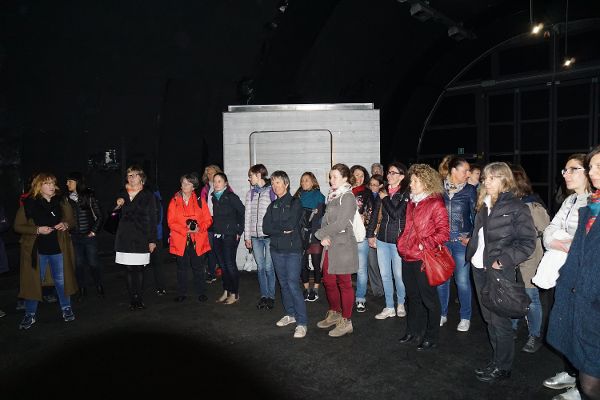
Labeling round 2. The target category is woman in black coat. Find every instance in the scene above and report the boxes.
[211,172,245,305]
[466,162,536,383]
[114,165,157,310]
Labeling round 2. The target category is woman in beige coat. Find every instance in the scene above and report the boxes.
[315,163,358,337]
[14,172,78,330]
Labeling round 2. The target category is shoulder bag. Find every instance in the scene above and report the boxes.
[481,268,531,318]
[412,207,455,286]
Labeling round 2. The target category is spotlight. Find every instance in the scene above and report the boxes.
[531,23,544,34]
[563,57,575,67]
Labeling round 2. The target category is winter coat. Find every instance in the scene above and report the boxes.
[366,188,409,243]
[547,206,600,377]
[315,190,358,274]
[518,199,550,288]
[262,192,303,252]
[211,187,245,236]
[397,194,450,262]
[543,192,589,249]
[114,187,158,253]
[244,183,275,239]
[167,191,212,257]
[13,197,78,301]
[443,183,477,240]
[68,189,104,235]
[466,192,536,270]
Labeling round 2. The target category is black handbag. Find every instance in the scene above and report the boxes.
[103,207,122,234]
[481,268,531,318]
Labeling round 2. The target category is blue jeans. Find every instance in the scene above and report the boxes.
[25,253,71,315]
[271,250,307,326]
[251,237,275,299]
[71,234,102,288]
[437,240,472,320]
[376,240,405,308]
[355,239,370,302]
[512,287,542,337]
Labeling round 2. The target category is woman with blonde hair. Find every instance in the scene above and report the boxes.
[14,172,78,329]
[397,164,449,351]
[466,162,536,383]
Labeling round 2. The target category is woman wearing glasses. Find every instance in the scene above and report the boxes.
[541,154,590,399]
[466,162,536,383]
[114,165,158,310]
[366,162,410,320]
[547,147,600,400]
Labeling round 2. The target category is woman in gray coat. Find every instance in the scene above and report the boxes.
[315,163,358,338]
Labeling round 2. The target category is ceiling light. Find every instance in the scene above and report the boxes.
[563,57,575,67]
[531,23,544,34]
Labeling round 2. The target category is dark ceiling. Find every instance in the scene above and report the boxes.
[1,0,599,191]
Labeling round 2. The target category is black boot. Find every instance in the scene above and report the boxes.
[76,287,87,302]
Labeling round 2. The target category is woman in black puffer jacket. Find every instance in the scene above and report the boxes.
[211,172,245,305]
[66,172,104,300]
[466,162,536,383]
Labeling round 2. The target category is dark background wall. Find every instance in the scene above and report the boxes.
[1,0,599,260]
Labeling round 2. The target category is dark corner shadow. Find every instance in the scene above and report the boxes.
[1,328,280,399]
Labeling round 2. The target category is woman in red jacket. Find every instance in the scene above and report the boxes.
[397,164,449,351]
[168,173,212,302]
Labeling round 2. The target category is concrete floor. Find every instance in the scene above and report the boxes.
[0,247,566,399]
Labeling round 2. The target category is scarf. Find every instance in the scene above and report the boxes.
[387,184,400,197]
[300,189,324,210]
[327,183,352,203]
[444,178,466,200]
[410,192,429,204]
[585,189,600,233]
[214,187,226,201]
[69,192,78,202]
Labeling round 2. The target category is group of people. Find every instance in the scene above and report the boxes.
[6,148,600,399]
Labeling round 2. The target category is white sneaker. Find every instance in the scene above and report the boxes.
[552,387,582,400]
[293,325,307,338]
[375,307,396,320]
[440,315,448,326]
[544,372,577,390]
[396,304,406,317]
[276,315,296,327]
[457,319,470,332]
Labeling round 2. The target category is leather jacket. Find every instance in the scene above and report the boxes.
[443,183,477,240]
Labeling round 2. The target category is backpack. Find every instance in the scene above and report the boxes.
[350,208,366,242]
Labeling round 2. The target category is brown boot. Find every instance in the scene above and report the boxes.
[216,291,228,303]
[224,293,239,305]
[316,310,341,329]
[328,318,353,337]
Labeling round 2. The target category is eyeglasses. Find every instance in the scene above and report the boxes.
[127,173,139,178]
[482,175,501,182]
[561,167,585,175]
[387,171,402,176]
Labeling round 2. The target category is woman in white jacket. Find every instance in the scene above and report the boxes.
[541,153,590,400]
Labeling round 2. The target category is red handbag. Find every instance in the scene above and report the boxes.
[412,209,455,286]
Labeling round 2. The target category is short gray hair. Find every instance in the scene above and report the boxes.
[270,170,290,189]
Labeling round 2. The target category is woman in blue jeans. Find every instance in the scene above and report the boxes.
[350,165,371,313]
[14,172,78,329]
[263,170,307,338]
[438,156,477,332]
[510,165,550,354]
[366,162,409,320]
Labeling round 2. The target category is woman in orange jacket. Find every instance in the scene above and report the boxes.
[167,173,212,302]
